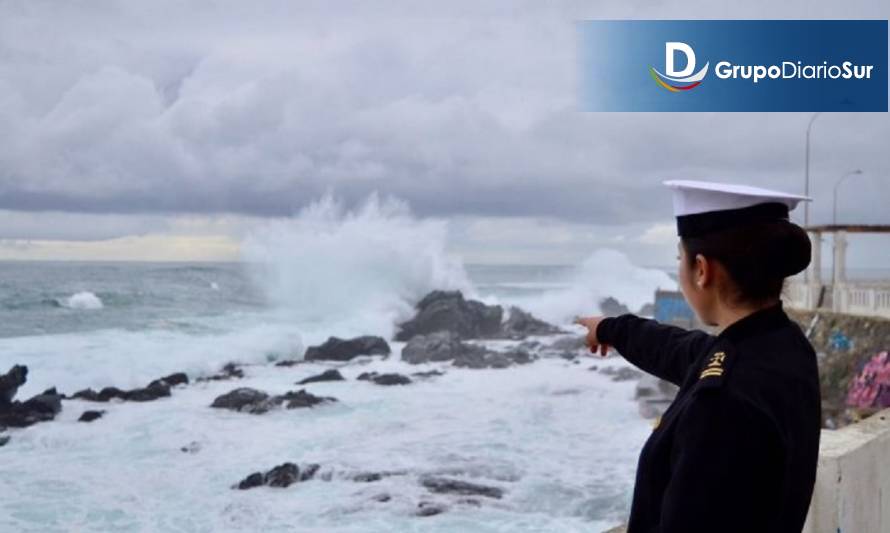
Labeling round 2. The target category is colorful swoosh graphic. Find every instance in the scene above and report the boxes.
[648,67,702,92]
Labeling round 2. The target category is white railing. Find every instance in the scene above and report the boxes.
[785,280,890,319]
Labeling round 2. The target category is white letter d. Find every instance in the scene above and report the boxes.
[665,42,695,78]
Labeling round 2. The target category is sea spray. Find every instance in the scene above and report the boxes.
[508,249,676,325]
[59,291,104,310]
[241,193,474,339]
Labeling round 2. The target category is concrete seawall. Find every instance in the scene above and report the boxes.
[804,408,890,533]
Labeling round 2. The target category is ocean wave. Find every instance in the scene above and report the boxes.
[241,193,474,339]
[58,291,104,310]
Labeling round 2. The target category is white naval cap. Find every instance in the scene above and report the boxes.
[663,180,811,238]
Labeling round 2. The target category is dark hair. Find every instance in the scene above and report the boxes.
[681,219,811,305]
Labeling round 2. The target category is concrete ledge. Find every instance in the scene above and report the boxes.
[804,408,890,533]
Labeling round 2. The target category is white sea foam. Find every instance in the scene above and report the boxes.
[242,194,474,339]
[59,291,104,310]
[507,249,676,325]
[0,356,649,532]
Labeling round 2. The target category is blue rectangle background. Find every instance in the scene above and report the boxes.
[578,20,888,112]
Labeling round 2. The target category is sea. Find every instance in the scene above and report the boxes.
[0,200,679,533]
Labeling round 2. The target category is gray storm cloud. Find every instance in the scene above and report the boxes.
[0,0,887,237]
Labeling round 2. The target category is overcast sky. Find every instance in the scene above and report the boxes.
[0,0,888,267]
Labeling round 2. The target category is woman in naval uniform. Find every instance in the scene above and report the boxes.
[577,181,821,533]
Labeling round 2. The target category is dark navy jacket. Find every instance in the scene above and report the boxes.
[596,302,821,533]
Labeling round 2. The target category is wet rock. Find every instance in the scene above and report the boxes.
[211,388,275,414]
[0,386,64,428]
[78,410,105,422]
[234,462,321,490]
[357,372,412,386]
[0,435,9,447]
[501,306,563,338]
[237,472,265,490]
[296,369,345,385]
[280,389,336,409]
[412,370,446,378]
[420,476,504,499]
[274,359,303,367]
[197,363,244,382]
[353,472,384,482]
[600,366,643,382]
[600,296,631,317]
[73,382,171,403]
[147,372,189,388]
[372,493,391,503]
[124,381,171,402]
[0,365,27,405]
[453,349,532,369]
[416,501,447,517]
[180,441,201,454]
[396,291,503,341]
[304,336,391,362]
[402,332,533,369]
[402,332,473,364]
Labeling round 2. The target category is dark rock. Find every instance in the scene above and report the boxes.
[197,363,244,382]
[372,493,391,502]
[412,370,445,378]
[71,388,101,402]
[402,331,532,369]
[453,349,532,369]
[281,389,336,409]
[0,435,9,447]
[78,410,105,422]
[600,366,643,382]
[299,463,321,481]
[353,472,384,482]
[396,291,503,341]
[237,472,265,490]
[402,332,471,364]
[373,373,412,386]
[420,476,504,499]
[416,501,447,517]
[124,381,171,402]
[356,372,412,386]
[600,296,630,317]
[304,336,391,362]
[501,306,563,338]
[181,441,201,454]
[0,364,27,405]
[211,388,274,414]
[266,463,300,487]
[98,387,128,402]
[0,387,64,428]
[234,462,321,490]
[275,359,303,367]
[297,369,345,385]
[148,372,189,388]
[21,390,63,416]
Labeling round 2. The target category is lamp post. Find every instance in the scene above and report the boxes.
[804,112,822,229]
[833,169,863,226]
[803,112,821,284]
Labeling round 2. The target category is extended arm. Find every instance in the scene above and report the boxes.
[596,314,714,386]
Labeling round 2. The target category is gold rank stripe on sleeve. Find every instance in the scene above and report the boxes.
[700,368,724,378]
[699,351,727,380]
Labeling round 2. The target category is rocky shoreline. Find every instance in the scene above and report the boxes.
[0,289,655,519]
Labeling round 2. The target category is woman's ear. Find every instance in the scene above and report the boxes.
[694,253,710,289]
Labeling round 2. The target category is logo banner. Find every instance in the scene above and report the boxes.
[579,20,888,112]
